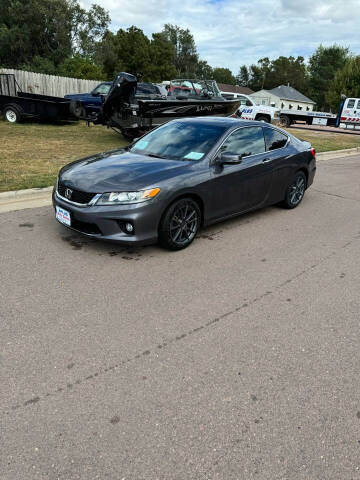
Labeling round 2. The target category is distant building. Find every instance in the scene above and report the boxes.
[251,85,315,111]
[218,83,254,99]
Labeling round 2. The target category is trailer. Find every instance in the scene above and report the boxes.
[279,96,360,130]
[0,73,75,123]
[279,110,337,128]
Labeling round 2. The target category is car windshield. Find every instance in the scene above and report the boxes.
[130,121,227,161]
[93,84,111,95]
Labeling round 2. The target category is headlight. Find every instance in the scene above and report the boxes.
[96,188,160,205]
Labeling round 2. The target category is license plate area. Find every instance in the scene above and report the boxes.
[56,206,71,226]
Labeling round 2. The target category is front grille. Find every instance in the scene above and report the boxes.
[58,180,95,204]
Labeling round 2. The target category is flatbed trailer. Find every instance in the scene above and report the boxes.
[279,110,337,128]
[279,96,360,130]
[0,73,75,123]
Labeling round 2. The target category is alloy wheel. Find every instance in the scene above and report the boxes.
[169,202,199,246]
[289,175,306,206]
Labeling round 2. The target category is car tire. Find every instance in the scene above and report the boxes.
[282,171,307,209]
[4,106,22,123]
[256,115,270,123]
[159,198,201,250]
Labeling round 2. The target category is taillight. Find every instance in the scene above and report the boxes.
[311,147,316,158]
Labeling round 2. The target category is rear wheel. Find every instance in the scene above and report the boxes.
[4,106,21,123]
[159,198,201,250]
[282,171,307,209]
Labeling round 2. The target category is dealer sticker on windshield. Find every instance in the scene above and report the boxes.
[184,151,204,160]
[135,139,148,150]
[56,206,71,227]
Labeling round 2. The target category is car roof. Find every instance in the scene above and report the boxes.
[173,117,268,128]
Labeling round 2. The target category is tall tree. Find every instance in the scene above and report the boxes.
[96,27,151,80]
[196,60,213,79]
[247,64,264,91]
[148,32,177,82]
[161,24,199,77]
[308,44,350,110]
[236,65,249,87]
[265,56,309,93]
[246,56,309,93]
[69,2,110,59]
[0,0,109,73]
[326,56,360,111]
[212,67,236,85]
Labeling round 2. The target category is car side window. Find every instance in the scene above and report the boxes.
[347,99,356,109]
[357,100,360,109]
[221,127,265,157]
[263,128,288,151]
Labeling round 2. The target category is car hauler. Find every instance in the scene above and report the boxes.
[279,96,360,130]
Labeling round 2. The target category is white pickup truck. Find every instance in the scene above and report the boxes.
[234,94,280,123]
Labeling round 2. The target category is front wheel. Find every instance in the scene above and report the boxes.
[279,115,291,127]
[159,198,201,250]
[282,171,307,209]
[256,115,270,123]
[4,106,21,123]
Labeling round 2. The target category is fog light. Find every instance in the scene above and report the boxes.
[125,222,134,233]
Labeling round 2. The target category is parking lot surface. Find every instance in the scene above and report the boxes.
[1,154,360,480]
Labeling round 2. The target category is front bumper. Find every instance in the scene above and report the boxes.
[52,190,161,246]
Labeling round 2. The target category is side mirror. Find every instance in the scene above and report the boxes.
[218,152,243,165]
[92,92,100,96]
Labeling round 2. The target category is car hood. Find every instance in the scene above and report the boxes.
[59,150,191,192]
[64,93,90,100]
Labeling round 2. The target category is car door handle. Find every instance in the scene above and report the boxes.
[262,157,271,163]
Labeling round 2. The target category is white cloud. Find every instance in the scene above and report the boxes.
[81,0,360,73]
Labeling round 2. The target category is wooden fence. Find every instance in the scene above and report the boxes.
[0,68,103,97]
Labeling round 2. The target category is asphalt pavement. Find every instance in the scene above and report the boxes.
[1,154,360,480]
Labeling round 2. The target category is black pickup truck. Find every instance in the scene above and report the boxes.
[0,73,75,123]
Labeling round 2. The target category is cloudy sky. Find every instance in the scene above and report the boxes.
[81,0,360,73]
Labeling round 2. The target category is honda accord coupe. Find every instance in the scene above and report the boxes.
[53,118,316,250]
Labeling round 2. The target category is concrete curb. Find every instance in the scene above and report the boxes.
[0,186,53,200]
[0,186,53,213]
[316,147,360,161]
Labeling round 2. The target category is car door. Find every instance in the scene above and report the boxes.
[342,98,357,123]
[208,126,273,221]
[262,127,294,202]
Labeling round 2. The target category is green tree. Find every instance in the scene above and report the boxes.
[212,67,236,85]
[148,32,177,82]
[309,44,349,110]
[57,56,104,80]
[246,56,309,93]
[69,2,110,59]
[96,26,151,80]
[265,56,309,93]
[236,65,249,87]
[248,64,264,91]
[326,56,360,111]
[195,60,213,79]
[162,24,199,77]
[0,0,109,73]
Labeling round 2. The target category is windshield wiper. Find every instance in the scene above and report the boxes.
[144,152,168,159]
